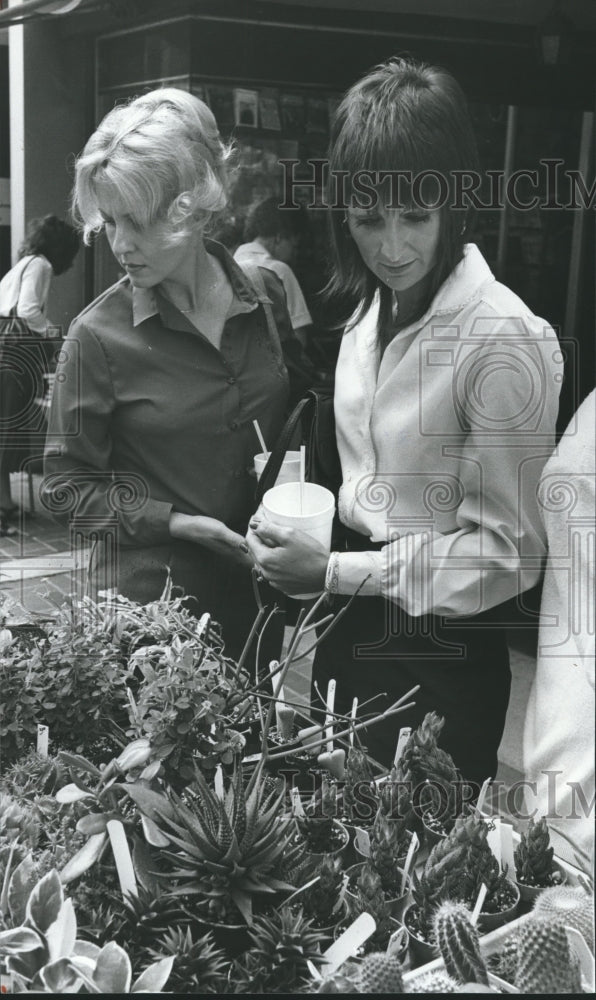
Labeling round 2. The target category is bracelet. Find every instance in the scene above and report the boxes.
[324,551,341,594]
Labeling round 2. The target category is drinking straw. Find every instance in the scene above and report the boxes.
[252,419,269,458]
[299,444,306,514]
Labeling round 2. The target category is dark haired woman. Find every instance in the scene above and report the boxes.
[0,215,79,532]
[247,58,563,786]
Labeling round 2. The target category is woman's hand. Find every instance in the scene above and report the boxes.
[246,515,329,595]
[169,512,253,569]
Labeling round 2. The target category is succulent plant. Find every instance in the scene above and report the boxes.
[378,770,416,830]
[397,712,462,827]
[354,951,404,993]
[342,747,377,823]
[301,856,344,927]
[1,751,67,803]
[126,763,301,925]
[533,884,594,950]
[411,813,504,937]
[0,868,173,993]
[232,903,326,993]
[514,817,561,887]
[369,808,409,895]
[514,915,582,993]
[433,900,489,986]
[147,926,228,994]
[486,931,520,983]
[0,792,40,849]
[84,884,190,957]
[348,864,393,952]
[408,971,459,992]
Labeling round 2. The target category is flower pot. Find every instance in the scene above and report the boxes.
[345,862,411,919]
[297,818,350,864]
[515,862,567,908]
[403,902,439,967]
[477,877,520,932]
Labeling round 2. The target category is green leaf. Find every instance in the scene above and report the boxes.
[39,957,82,992]
[55,783,94,804]
[45,898,77,962]
[59,833,107,885]
[0,926,43,954]
[131,955,174,993]
[25,871,63,934]
[93,940,132,993]
[8,854,37,925]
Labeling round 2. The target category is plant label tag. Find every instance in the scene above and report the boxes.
[486,817,502,871]
[290,786,305,817]
[476,777,492,816]
[500,821,516,876]
[488,971,520,993]
[334,872,349,913]
[354,826,370,857]
[349,697,358,746]
[214,765,225,801]
[471,882,488,925]
[322,912,376,974]
[565,926,595,991]
[393,727,411,766]
[387,924,408,958]
[325,678,336,751]
[400,831,419,895]
[36,724,49,757]
[197,612,210,638]
[107,819,138,900]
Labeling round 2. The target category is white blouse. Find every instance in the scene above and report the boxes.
[0,254,53,334]
[329,244,563,618]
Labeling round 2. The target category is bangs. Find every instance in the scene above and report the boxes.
[77,160,177,239]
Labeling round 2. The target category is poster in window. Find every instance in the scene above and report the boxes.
[259,89,282,131]
[234,88,259,128]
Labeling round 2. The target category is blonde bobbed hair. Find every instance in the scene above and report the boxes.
[72,88,233,245]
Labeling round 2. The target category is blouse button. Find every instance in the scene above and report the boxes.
[227,376,237,385]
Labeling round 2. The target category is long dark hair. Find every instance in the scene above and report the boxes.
[19,215,80,276]
[326,57,480,331]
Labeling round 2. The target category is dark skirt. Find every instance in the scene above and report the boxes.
[312,593,511,787]
[89,537,284,668]
[0,330,46,476]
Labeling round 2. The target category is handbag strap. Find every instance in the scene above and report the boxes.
[254,393,316,506]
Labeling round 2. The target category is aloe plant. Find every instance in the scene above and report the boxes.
[127,764,302,925]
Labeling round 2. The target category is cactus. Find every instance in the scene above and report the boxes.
[486,932,520,983]
[514,915,582,994]
[354,952,404,993]
[408,971,459,992]
[433,900,489,986]
[514,817,559,887]
[533,884,594,950]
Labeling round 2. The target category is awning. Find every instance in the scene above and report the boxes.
[0,0,102,28]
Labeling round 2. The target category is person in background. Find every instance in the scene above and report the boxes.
[42,89,300,663]
[235,196,313,346]
[0,215,79,535]
[523,388,595,864]
[247,57,563,786]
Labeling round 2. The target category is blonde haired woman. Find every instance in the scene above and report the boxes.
[43,89,299,660]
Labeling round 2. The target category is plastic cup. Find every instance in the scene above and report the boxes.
[254,450,302,487]
[261,481,335,599]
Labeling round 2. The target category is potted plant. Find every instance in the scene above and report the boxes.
[349,808,413,919]
[404,812,520,965]
[299,855,346,934]
[126,762,302,941]
[296,775,349,862]
[231,904,328,993]
[514,816,566,904]
[396,712,462,844]
[343,864,395,955]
